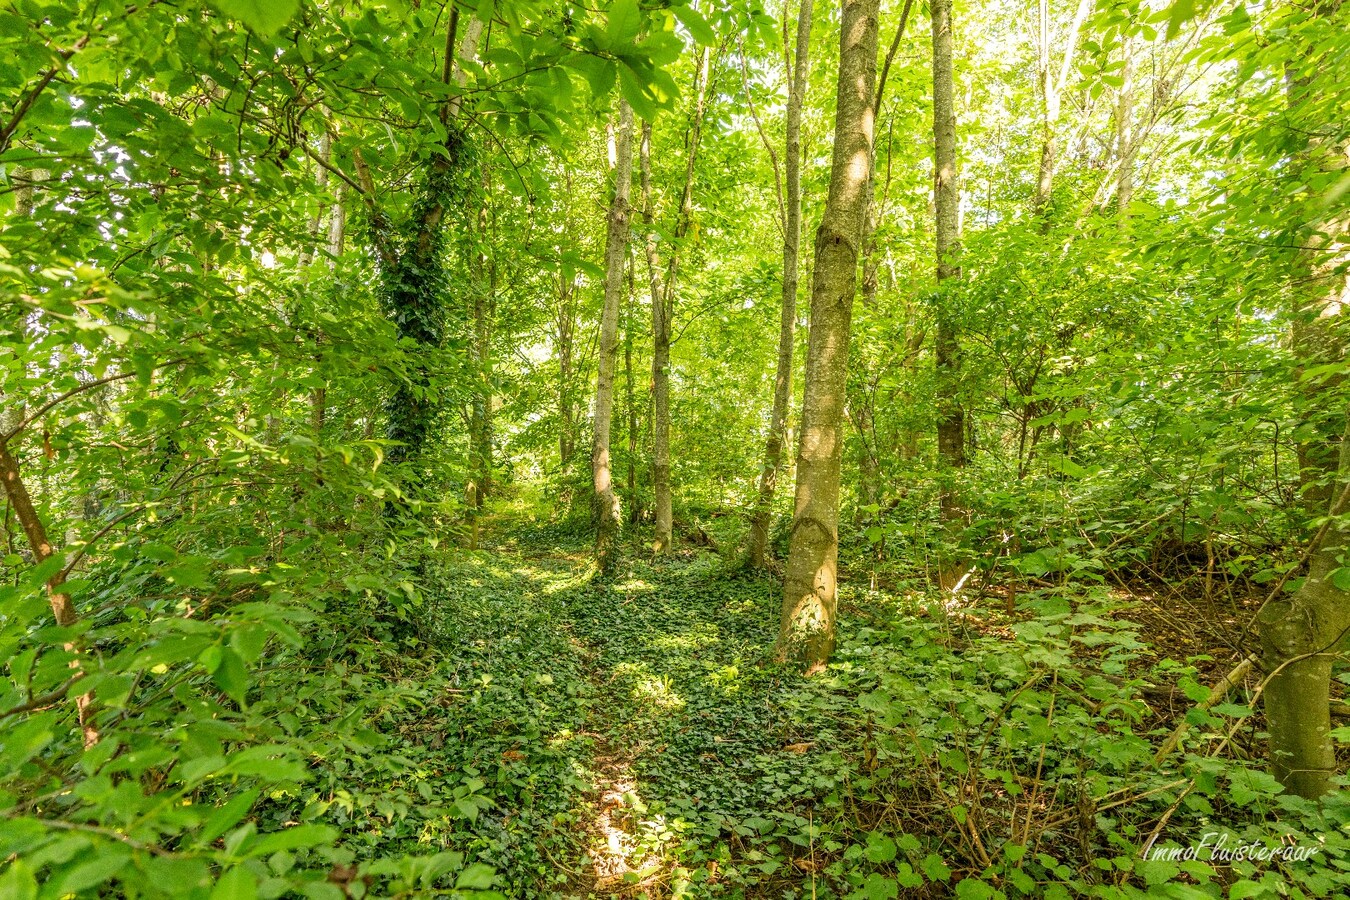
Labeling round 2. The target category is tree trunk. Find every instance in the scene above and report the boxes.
[1114,38,1136,215]
[0,438,97,745]
[625,251,640,521]
[558,264,577,466]
[643,48,712,555]
[932,0,966,588]
[641,121,673,553]
[777,0,879,672]
[1032,0,1092,219]
[748,0,813,570]
[468,206,495,507]
[1259,41,1350,794]
[593,99,635,574]
[1258,411,1350,799]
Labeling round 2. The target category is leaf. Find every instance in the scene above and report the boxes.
[864,832,898,864]
[0,860,37,900]
[209,0,301,35]
[199,790,261,846]
[55,852,129,894]
[211,865,258,900]
[861,873,898,900]
[454,863,497,890]
[1165,0,1196,40]
[211,647,250,707]
[671,4,715,45]
[618,63,658,121]
[249,824,338,856]
[606,0,642,46]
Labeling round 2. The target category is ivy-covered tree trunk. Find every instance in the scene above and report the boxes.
[932,0,967,587]
[748,0,813,570]
[777,0,879,672]
[593,99,635,574]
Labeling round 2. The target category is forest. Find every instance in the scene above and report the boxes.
[1,0,1348,896]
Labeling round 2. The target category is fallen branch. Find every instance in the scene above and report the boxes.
[1154,653,1257,766]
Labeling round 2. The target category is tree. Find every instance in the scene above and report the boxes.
[593,100,637,574]
[747,0,814,570]
[777,0,880,671]
[932,0,966,587]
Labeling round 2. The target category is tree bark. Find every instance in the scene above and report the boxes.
[748,0,813,570]
[932,0,966,588]
[640,121,673,553]
[0,439,97,745]
[1259,34,1350,794]
[593,100,635,574]
[558,258,577,466]
[777,0,879,672]
[643,48,712,555]
[1258,411,1350,799]
[1032,0,1092,219]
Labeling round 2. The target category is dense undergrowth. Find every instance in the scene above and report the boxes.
[320,501,1349,899]
[4,485,1349,899]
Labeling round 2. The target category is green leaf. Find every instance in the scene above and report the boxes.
[606,0,642,46]
[618,63,658,121]
[454,863,497,890]
[55,851,130,894]
[864,832,898,863]
[250,824,338,856]
[671,4,715,45]
[199,790,261,846]
[209,0,301,35]
[211,865,258,900]
[0,860,37,900]
[211,647,250,707]
[1165,0,1195,40]
[861,873,898,900]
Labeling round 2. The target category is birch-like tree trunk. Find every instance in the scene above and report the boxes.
[777,0,879,671]
[593,100,635,574]
[933,0,966,587]
[747,0,813,570]
[1032,0,1092,218]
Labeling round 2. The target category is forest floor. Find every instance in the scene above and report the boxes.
[399,497,1284,899]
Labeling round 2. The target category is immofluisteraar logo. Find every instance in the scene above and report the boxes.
[1142,832,1322,863]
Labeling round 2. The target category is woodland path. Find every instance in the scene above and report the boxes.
[476,519,848,899]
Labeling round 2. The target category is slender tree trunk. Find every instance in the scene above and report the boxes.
[641,121,674,553]
[1032,0,1092,219]
[625,252,640,521]
[748,0,813,569]
[851,0,914,519]
[777,0,879,672]
[1114,38,1136,215]
[641,49,712,555]
[932,0,966,588]
[593,100,635,574]
[468,208,495,507]
[0,438,97,745]
[558,265,577,466]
